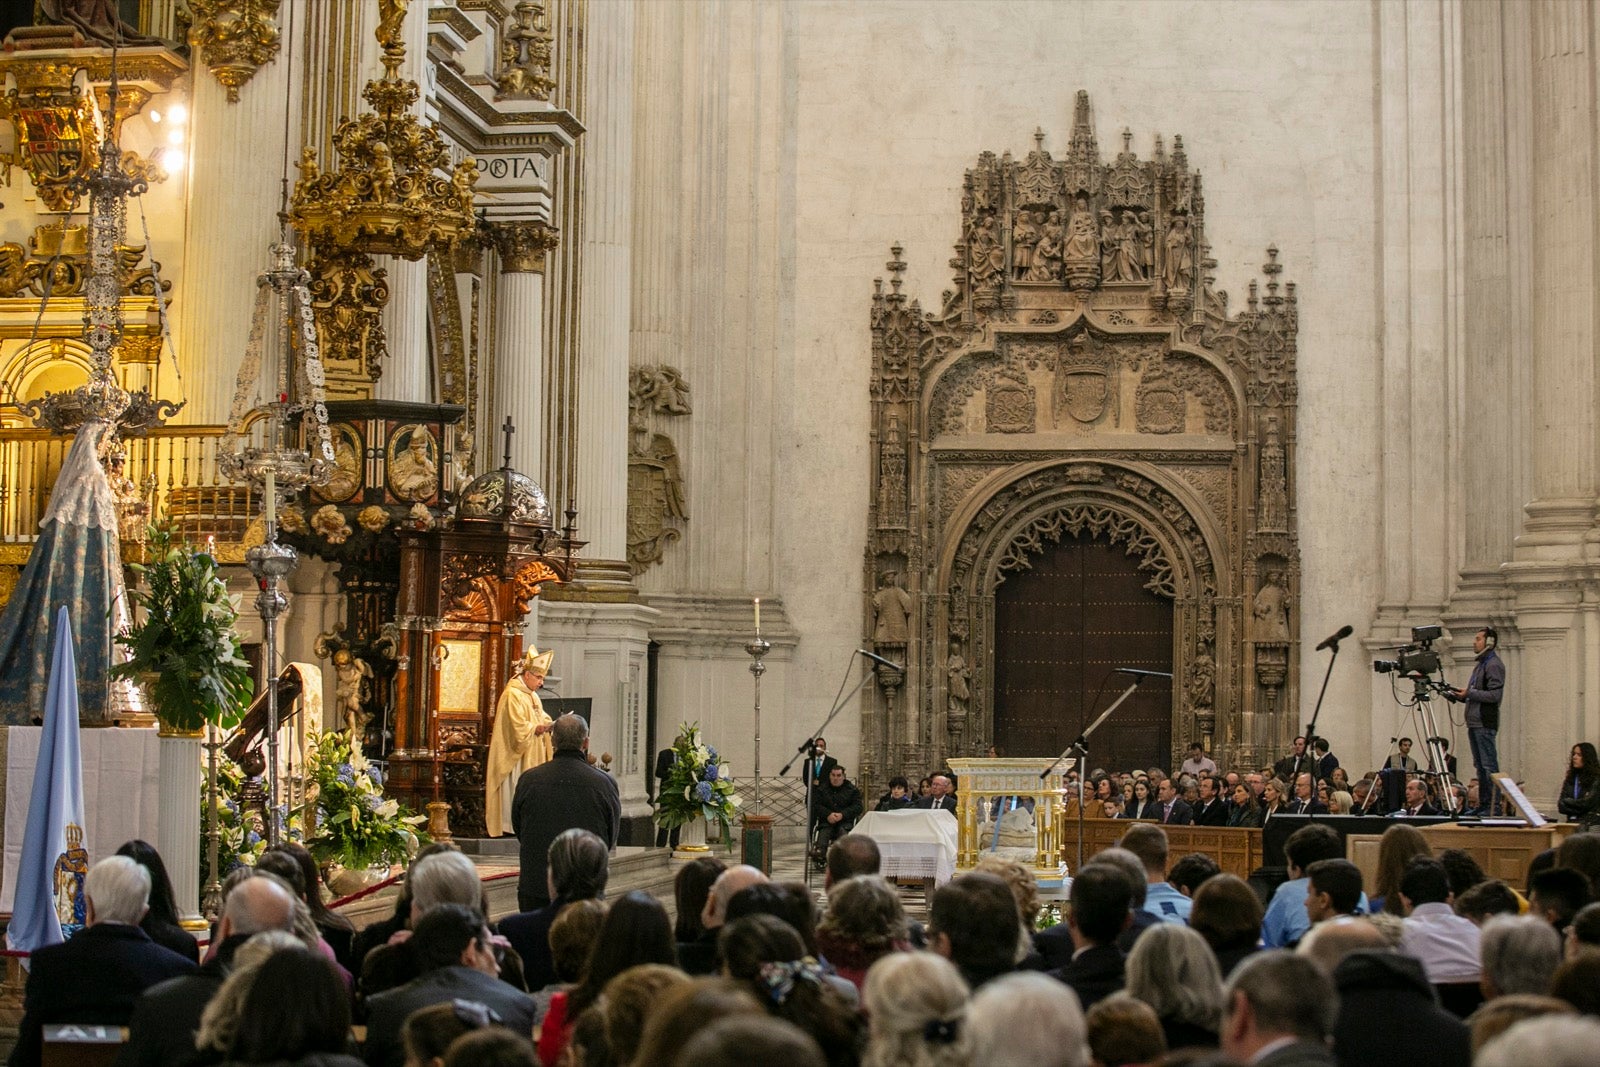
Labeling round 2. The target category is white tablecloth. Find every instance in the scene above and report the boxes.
[854,809,959,886]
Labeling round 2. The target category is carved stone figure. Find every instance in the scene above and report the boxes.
[1164,216,1194,292]
[1258,414,1288,530]
[1028,211,1064,281]
[947,645,971,718]
[1012,211,1040,279]
[627,432,687,573]
[1063,198,1099,261]
[872,571,914,646]
[1188,646,1215,709]
[1112,211,1150,282]
[390,433,438,501]
[967,214,1004,289]
[1253,572,1291,644]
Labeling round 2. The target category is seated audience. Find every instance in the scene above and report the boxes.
[810,765,864,859]
[1301,860,1365,931]
[1225,784,1262,828]
[1554,832,1600,896]
[1122,778,1157,820]
[1369,823,1433,915]
[874,776,915,812]
[1084,995,1166,1067]
[12,855,196,1067]
[1328,947,1469,1067]
[631,978,765,1067]
[400,999,505,1067]
[725,881,824,958]
[674,1015,827,1067]
[1454,879,1521,926]
[1394,777,1440,818]
[1089,848,1159,951]
[537,890,675,1065]
[1294,917,1387,977]
[1557,742,1600,829]
[861,952,973,1067]
[1119,825,1190,924]
[194,931,303,1060]
[1258,778,1287,821]
[438,1029,537,1067]
[1475,1015,1600,1067]
[672,855,729,973]
[929,871,1025,989]
[1479,915,1562,999]
[1167,854,1221,899]
[823,834,880,890]
[815,875,910,990]
[117,873,296,1067]
[1191,777,1229,827]
[1262,825,1363,949]
[602,963,691,1066]
[1189,874,1263,977]
[1467,994,1576,1055]
[689,865,768,975]
[1050,864,1131,1010]
[719,915,862,1067]
[361,850,495,1001]
[913,771,958,813]
[1219,952,1336,1067]
[363,904,535,1067]
[531,898,605,1025]
[350,842,462,971]
[1398,856,1482,1017]
[499,828,610,991]
[115,839,200,963]
[1548,948,1600,1015]
[1327,790,1353,815]
[1529,867,1591,934]
[968,971,1088,1067]
[222,948,362,1067]
[1437,848,1487,900]
[262,842,356,972]
[1124,924,1223,1051]
[1565,899,1600,958]
[975,854,1042,933]
[252,850,351,981]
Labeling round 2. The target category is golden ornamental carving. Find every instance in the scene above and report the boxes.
[0,224,171,300]
[289,0,477,261]
[495,1,555,102]
[306,247,390,385]
[488,220,559,274]
[187,0,283,103]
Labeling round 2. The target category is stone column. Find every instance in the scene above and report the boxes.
[491,222,559,481]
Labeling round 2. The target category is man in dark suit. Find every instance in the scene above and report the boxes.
[1048,864,1130,1010]
[1290,773,1328,816]
[1192,775,1230,826]
[11,856,196,1067]
[914,770,958,812]
[1313,737,1340,782]
[1394,777,1440,818]
[1157,778,1194,825]
[1221,951,1338,1066]
[809,765,864,861]
[512,713,621,912]
[652,746,679,848]
[799,736,839,789]
[116,875,296,1067]
[364,904,536,1067]
[1274,736,1310,784]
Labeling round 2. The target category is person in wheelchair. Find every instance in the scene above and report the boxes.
[810,765,864,866]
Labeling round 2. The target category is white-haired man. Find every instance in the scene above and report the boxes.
[11,855,195,1067]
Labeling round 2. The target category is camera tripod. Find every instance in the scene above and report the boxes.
[1406,673,1460,816]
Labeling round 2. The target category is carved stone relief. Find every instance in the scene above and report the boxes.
[626,365,690,574]
[863,91,1300,788]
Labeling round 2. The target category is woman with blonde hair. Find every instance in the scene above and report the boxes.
[1123,924,1223,1051]
[1328,790,1355,815]
[1259,778,1288,821]
[196,930,305,1058]
[861,952,972,1067]
[1372,822,1433,914]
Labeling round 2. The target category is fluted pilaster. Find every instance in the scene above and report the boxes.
[492,221,558,480]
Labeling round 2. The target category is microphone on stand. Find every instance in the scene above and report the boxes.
[1315,625,1355,652]
[857,649,905,671]
[1114,668,1173,678]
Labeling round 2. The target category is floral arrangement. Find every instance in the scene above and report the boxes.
[303,730,427,870]
[654,723,741,848]
[199,758,305,894]
[112,522,255,733]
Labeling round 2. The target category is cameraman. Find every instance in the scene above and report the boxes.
[1452,627,1505,816]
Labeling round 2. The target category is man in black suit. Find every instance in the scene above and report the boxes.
[1290,773,1329,816]
[1394,777,1440,818]
[1157,778,1194,825]
[11,856,196,1067]
[810,765,864,861]
[1274,736,1310,784]
[512,713,621,911]
[1192,775,1230,826]
[1048,864,1131,1010]
[116,875,296,1067]
[914,771,958,812]
[1221,951,1338,1066]
[1313,737,1340,782]
[799,736,839,789]
[652,746,679,848]
[364,904,536,1067]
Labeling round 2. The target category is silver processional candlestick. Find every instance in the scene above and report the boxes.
[746,607,771,815]
[246,500,297,846]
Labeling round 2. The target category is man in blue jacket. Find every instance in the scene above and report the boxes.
[1453,627,1505,816]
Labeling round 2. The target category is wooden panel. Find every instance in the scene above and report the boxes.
[1345,823,1578,891]
[1061,818,1262,880]
[993,531,1172,771]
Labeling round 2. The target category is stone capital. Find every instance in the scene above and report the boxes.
[489,220,560,273]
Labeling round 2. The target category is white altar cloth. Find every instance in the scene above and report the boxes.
[854,809,959,886]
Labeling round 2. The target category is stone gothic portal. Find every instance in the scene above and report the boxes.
[992,530,1173,771]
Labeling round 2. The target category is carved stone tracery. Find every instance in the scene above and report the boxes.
[863,91,1302,789]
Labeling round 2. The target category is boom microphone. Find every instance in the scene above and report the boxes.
[1115,668,1173,678]
[1316,625,1355,652]
[857,649,905,671]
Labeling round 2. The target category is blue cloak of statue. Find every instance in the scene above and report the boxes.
[0,420,127,726]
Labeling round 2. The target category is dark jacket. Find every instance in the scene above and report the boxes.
[1464,648,1504,731]
[1226,803,1263,828]
[1049,943,1125,1010]
[676,929,720,976]
[1289,799,1329,816]
[512,749,621,912]
[1193,797,1230,826]
[913,794,957,813]
[800,754,839,788]
[218,1054,364,1067]
[11,923,196,1067]
[364,966,536,1067]
[875,793,915,812]
[1121,798,1157,820]
[500,899,574,992]
[115,935,250,1067]
[1257,1041,1337,1067]
[1558,772,1600,827]
[1031,924,1075,971]
[1331,950,1469,1067]
[1161,1016,1219,1052]
[1158,798,1194,825]
[1395,803,1441,818]
[140,914,200,964]
[811,779,864,828]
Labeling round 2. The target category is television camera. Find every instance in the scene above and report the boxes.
[1371,623,1460,815]
[1373,624,1444,676]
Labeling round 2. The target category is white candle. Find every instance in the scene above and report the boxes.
[264,470,277,527]
[754,597,761,633]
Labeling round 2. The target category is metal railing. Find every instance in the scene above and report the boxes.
[731,775,810,843]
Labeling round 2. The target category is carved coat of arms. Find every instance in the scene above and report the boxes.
[627,433,686,574]
[1058,364,1109,424]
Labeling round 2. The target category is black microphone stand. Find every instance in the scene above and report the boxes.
[1041,675,1149,871]
[1291,635,1345,796]
[782,662,877,887]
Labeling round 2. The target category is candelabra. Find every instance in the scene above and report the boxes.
[201,723,225,920]
[745,631,771,815]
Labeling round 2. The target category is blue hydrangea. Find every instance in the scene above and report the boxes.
[695,781,714,803]
[368,766,384,787]
[246,830,261,847]
[707,747,719,764]
[365,793,383,811]
[702,764,718,782]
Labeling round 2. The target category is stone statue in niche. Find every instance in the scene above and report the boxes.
[967,214,1005,289]
[1106,211,1151,282]
[1029,211,1065,281]
[1258,414,1288,531]
[1164,216,1194,292]
[947,644,971,717]
[1012,211,1040,280]
[1187,644,1215,709]
[1252,571,1291,644]
[872,571,914,646]
[879,416,908,518]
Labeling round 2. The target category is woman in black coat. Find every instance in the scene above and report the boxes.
[1559,742,1600,829]
[116,839,199,963]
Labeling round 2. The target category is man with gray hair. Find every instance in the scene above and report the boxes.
[13,855,196,1067]
[361,850,490,1000]
[1477,1015,1600,1067]
[1480,914,1564,999]
[969,971,1088,1067]
[512,713,621,911]
[1220,950,1337,1066]
[118,874,296,1067]
[678,864,768,975]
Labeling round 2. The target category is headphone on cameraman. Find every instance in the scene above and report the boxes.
[1481,626,1498,649]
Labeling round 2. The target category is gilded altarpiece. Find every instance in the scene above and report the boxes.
[863,93,1301,788]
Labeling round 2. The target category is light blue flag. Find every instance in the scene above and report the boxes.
[7,606,87,954]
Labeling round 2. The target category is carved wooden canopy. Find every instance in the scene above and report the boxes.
[862,91,1301,787]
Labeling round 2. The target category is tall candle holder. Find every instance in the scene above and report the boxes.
[745,630,771,815]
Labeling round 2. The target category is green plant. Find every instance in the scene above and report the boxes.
[199,758,302,896]
[111,522,254,733]
[654,722,741,848]
[304,730,426,870]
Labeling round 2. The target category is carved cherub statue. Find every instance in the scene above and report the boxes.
[371,142,397,203]
[451,157,479,214]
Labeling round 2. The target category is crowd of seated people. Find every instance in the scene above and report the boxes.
[15,730,1600,1067]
